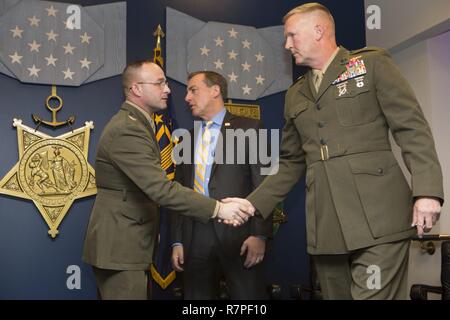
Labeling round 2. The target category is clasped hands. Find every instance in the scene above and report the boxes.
[216,197,255,226]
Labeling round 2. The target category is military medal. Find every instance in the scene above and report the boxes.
[333,57,367,86]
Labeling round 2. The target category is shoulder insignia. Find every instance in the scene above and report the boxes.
[350,46,384,55]
[290,75,305,88]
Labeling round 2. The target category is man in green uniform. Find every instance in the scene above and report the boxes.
[226,3,444,299]
[82,60,254,299]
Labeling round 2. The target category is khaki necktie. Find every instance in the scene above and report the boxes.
[193,121,213,194]
[314,71,323,93]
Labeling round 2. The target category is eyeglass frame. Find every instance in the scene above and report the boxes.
[130,79,169,90]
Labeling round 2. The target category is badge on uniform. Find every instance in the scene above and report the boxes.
[355,76,365,88]
[337,82,348,97]
[332,56,367,86]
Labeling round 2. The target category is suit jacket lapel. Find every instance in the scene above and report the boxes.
[297,72,315,102]
[121,102,159,150]
[316,47,349,100]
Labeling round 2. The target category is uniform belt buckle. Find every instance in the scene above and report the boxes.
[320,145,329,161]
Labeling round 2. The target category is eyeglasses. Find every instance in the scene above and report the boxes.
[133,79,169,89]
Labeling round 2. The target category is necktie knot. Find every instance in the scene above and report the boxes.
[314,71,323,92]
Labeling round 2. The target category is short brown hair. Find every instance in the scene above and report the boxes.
[283,2,334,24]
[188,71,228,101]
[122,60,157,95]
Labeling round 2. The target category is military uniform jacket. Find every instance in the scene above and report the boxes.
[248,47,444,255]
[82,102,216,270]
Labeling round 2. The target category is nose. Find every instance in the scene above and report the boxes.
[284,37,292,50]
[164,83,171,94]
[185,92,191,103]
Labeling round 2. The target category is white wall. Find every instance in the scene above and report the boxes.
[365,0,450,53]
[391,37,449,297]
[365,0,450,299]
[427,31,450,235]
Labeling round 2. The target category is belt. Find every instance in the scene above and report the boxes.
[308,142,392,164]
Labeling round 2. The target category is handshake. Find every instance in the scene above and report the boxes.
[216,197,256,226]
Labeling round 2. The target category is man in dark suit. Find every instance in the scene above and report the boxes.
[82,61,254,300]
[171,71,272,299]
[227,3,444,299]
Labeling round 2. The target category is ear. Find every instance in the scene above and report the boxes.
[211,84,221,99]
[130,84,142,98]
[314,24,324,40]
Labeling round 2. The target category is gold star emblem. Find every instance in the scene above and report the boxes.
[154,113,163,125]
[0,119,97,238]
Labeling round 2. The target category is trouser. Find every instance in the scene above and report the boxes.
[93,267,150,300]
[183,221,268,300]
[313,239,410,300]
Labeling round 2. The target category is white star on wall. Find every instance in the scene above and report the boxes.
[213,59,224,70]
[255,52,265,62]
[242,84,252,95]
[80,32,92,44]
[45,54,58,66]
[228,72,238,83]
[46,30,59,42]
[214,36,224,47]
[46,5,58,17]
[28,40,41,52]
[228,28,238,38]
[28,15,40,27]
[62,68,75,80]
[200,45,210,56]
[228,50,238,60]
[241,61,251,72]
[63,43,76,55]
[10,26,24,38]
[80,58,92,69]
[9,52,23,64]
[63,19,76,30]
[255,75,265,85]
[27,64,40,77]
[242,39,251,49]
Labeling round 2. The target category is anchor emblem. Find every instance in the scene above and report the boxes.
[32,86,75,129]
